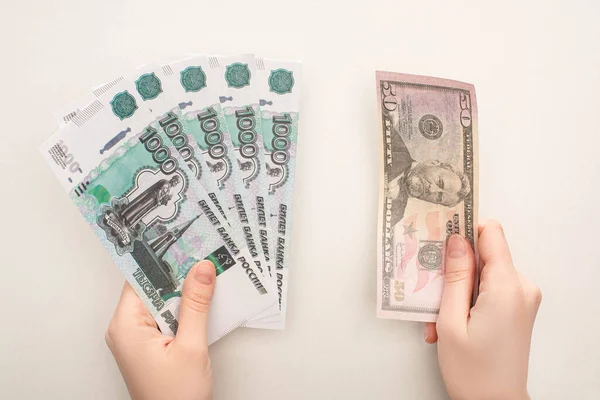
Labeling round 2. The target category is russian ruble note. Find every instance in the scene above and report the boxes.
[375,72,478,322]
[53,77,125,125]
[249,58,302,329]
[149,55,269,278]
[53,65,235,231]
[130,62,236,228]
[129,57,278,317]
[61,58,274,289]
[207,54,279,322]
[40,79,276,342]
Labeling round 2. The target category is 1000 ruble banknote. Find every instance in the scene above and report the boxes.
[376,72,478,322]
[40,79,277,341]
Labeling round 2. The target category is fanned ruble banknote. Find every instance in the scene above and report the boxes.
[249,58,302,329]
[161,56,270,277]
[41,54,301,338]
[376,72,478,322]
[40,79,277,342]
[130,60,240,240]
[208,54,280,323]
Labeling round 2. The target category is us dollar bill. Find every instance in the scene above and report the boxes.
[376,72,478,322]
[40,79,276,342]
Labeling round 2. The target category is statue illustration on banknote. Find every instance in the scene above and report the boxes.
[41,59,294,340]
[100,173,183,246]
[98,170,191,296]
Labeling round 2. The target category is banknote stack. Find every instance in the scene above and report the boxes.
[376,72,479,322]
[40,54,301,343]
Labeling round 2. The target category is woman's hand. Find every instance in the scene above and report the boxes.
[425,221,542,400]
[105,261,216,400]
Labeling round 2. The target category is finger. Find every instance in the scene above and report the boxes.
[478,223,484,236]
[175,261,216,351]
[106,282,159,351]
[478,220,514,269]
[517,273,543,316]
[424,322,438,344]
[112,282,157,329]
[438,235,475,333]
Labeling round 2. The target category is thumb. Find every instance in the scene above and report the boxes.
[438,235,475,333]
[175,260,216,350]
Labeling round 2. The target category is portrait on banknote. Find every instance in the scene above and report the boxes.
[385,111,472,228]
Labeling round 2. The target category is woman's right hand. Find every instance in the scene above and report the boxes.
[425,221,542,400]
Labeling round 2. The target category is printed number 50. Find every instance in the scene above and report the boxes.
[459,92,472,128]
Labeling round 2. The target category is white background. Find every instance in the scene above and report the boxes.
[1,0,599,398]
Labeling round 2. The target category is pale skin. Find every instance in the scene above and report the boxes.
[105,261,216,400]
[425,221,542,400]
[106,220,541,400]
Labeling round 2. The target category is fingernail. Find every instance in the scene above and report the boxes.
[447,235,466,258]
[194,261,215,285]
[424,328,429,342]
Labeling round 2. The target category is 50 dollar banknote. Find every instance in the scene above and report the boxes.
[376,72,479,322]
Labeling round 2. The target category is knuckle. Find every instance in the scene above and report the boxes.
[104,330,112,348]
[202,352,212,371]
[493,282,527,310]
[486,219,504,234]
[435,319,451,338]
[436,320,463,343]
[506,282,526,300]
[105,322,118,350]
[444,267,472,284]
[518,273,542,306]
[530,285,543,305]
[189,346,209,361]
[203,355,213,379]
[185,288,212,313]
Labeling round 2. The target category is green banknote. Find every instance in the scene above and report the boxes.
[131,63,234,226]
[208,54,280,322]
[139,56,269,278]
[250,58,302,329]
[54,67,234,231]
[40,79,276,342]
[53,76,125,125]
